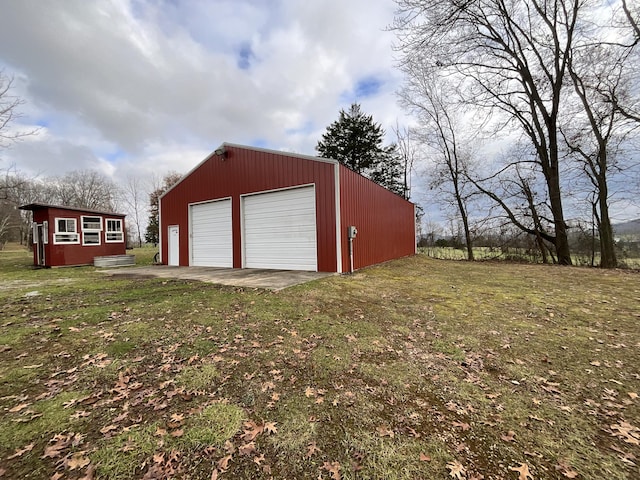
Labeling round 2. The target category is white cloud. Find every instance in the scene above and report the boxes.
[0,0,405,188]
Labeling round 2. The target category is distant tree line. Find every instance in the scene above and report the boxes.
[0,167,182,250]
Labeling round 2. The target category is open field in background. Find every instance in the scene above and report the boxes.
[1,246,639,479]
[420,246,640,269]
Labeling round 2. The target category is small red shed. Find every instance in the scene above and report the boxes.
[160,143,415,273]
[19,203,127,267]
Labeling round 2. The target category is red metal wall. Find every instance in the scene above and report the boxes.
[160,145,338,272]
[32,207,126,267]
[339,166,415,272]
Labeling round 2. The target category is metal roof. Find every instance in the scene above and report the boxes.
[19,203,126,217]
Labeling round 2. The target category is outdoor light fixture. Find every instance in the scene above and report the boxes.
[214,146,228,159]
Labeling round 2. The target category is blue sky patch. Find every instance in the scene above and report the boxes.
[104,148,126,162]
[237,44,253,70]
[251,138,268,148]
[339,76,384,104]
[355,76,382,98]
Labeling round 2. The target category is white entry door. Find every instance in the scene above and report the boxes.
[243,185,317,271]
[168,225,179,266]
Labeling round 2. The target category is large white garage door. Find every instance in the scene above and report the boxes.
[243,186,317,271]
[190,199,232,267]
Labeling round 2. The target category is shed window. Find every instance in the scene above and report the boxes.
[106,219,124,242]
[82,216,102,231]
[82,231,101,245]
[54,218,79,244]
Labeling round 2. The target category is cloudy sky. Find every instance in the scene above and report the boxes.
[0,0,410,189]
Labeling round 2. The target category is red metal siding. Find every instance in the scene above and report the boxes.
[32,207,126,267]
[160,145,338,272]
[339,166,415,272]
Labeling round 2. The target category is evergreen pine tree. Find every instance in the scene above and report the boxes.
[316,103,405,196]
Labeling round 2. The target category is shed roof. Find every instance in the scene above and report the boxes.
[19,203,126,217]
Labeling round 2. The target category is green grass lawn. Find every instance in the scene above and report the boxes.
[1,246,639,479]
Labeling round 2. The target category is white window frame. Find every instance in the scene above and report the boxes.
[81,215,103,246]
[105,218,124,243]
[53,217,79,244]
[82,231,102,246]
[81,215,103,232]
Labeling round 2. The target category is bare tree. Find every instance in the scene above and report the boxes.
[121,175,146,247]
[0,71,37,150]
[393,122,417,200]
[0,71,39,246]
[47,170,119,212]
[394,0,583,264]
[399,70,476,260]
[622,0,640,41]
[467,155,558,262]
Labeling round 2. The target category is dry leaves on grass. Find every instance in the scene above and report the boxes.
[509,463,533,480]
[241,420,263,442]
[238,442,256,456]
[8,403,30,413]
[501,431,516,442]
[554,459,579,478]
[376,425,395,438]
[321,461,342,480]
[610,421,640,445]
[66,451,91,470]
[7,443,34,459]
[447,460,466,479]
[306,441,321,458]
[263,421,278,435]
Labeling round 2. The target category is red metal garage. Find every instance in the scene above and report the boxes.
[19,203,127,267]
[160,143,415,273]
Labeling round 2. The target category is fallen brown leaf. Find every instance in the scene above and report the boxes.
[419,452,431,462]
[8,403,30,413]
[78,464,96,480]
[264,421,278,435]
[7,443,34,459]
[610,421,640,445]
[241,420,264,441]
[238,442,256,456]
[376,425,395,438]
[217,454,232,471]
[322,461,342,480]
[509,463,533,480]
[306,441,321,458]
[67,452,91,470]
[99,424,118,435]
[446,460,466,479]
[452,421,470,431]
[554,458,579,478]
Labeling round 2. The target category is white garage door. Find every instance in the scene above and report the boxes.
[190,199,232,267]
[243,186,317,271]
